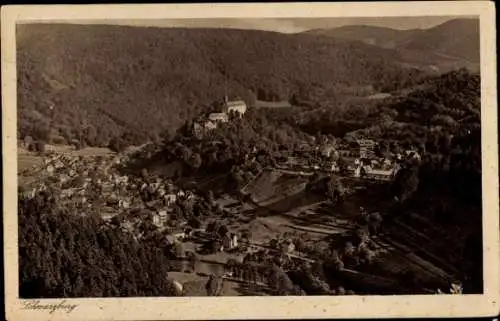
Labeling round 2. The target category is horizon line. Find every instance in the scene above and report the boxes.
[17,16,478,34]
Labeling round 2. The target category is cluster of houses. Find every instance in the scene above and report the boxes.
[22,147,267,264]
[193,96,247,137]
[345,158,399,181]
[21,153,117,201]
[20,151,202,244]
[275,138,421,182]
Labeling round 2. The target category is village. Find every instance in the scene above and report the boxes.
[17,96,459,297]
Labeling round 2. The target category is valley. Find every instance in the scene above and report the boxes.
[17,18,482,298]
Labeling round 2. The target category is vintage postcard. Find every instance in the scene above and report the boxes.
[2,2,499,320]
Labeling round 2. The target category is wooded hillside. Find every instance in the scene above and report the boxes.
[18,23,426,147]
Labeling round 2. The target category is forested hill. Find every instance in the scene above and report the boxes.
[296,68,481,144]
[18,23,426,147]
[305,18,480,71]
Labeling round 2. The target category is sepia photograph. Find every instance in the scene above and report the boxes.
[2,2,499,320]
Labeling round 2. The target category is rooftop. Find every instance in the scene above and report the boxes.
[225,100,246,107]
[208,113,228,122]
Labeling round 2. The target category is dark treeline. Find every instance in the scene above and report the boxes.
[385,69,481,205]
[18,192,180,298]
[384,71,482,293]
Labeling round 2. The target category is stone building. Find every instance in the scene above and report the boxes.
[224,99,247,115]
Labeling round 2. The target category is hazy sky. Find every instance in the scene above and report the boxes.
[42,16,477,33]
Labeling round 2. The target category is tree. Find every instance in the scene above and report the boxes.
[354,228,370,246]
[140,168,149,179]
[35,140,46,154]
[327,176,345,203]
[160,129,172,143]
[187,252,200,272]
[293,237,305,254]
[368,212,383,235]
[190,153,202,169]
[188,217,201,229]
[206,221,220,235]
[242,230,252,240]
[206,190,215,206]
[108,137,126,153]
[311,261,325,279]
[174,242,185,259]
[225,258,239,276]
[337,157,348,175]
[217,225,229,238]
[268,265,294,295]
[23,135,34,149]
[206,275,223,296]
[328,250,345,271]
[392,166,420,203]
[269,239,279,249]
[359,246,375,265]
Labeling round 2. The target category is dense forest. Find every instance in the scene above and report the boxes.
[385,70,482,293]
[18,191,180,297]
[17,23,436,147]
[272,69,480,146]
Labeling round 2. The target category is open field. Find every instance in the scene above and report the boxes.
[18,145,115,186]
[254,100,292,109]
[18,153,43,172]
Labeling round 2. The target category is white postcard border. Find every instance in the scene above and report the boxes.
[2,2,498,320]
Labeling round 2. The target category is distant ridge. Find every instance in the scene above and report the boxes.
[305,18,480,63]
